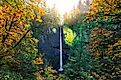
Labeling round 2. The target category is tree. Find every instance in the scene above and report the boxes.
[31,5,61,39]
[63,6,80,26]
[0,0,45,57]
[84,0,121,79]
[85,0,121,21]
[63,13,94,79]
[42,5,61,28]
[0,0,45,79]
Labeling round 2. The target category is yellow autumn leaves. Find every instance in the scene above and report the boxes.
[86,0,121,21]
[0,0,46,47]
[64,27,76,46]
[33,57,44,65]
[108,39,121,58]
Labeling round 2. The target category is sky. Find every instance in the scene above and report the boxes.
[46,0,79,15]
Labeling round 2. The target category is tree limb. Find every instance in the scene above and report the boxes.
[13,29,30,48]
[105,0,112,6]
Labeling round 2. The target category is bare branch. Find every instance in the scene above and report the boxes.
[13,29,30,48]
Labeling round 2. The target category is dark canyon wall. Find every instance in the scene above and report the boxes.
[38,27,69,69]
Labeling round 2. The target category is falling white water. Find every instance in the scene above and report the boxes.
[58,27,63,71]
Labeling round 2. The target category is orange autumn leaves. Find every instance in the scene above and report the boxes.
[85,0,121,59]
[84,0,121,21]
[89,28,113,57]
[33,57,44,65]
[0,0,45,67]
[0,0,45,48]
[89,27,121,60]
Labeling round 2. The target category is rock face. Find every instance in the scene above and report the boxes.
[38,27,69,69]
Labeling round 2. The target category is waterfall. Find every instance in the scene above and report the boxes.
[58,27,63,71]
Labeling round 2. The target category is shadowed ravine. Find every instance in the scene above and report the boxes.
[38,27,69,69]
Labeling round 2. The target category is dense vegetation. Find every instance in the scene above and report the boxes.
[63,0,121,80]
[0,0,121,80]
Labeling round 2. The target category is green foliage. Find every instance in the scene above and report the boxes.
[63,27,76,46]
[0,0,45,79]
[88,19,121,79]
[0,32,41,80]
[84,1,121,79]
[41,66,66,80]
[83,0,121,79]
[64,20,94,79]
[0,0,120,79]
[15,34,41,79]
[0,69,23,80]
[31,21,44,39]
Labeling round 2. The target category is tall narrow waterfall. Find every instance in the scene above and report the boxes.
[58,27,63,71]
